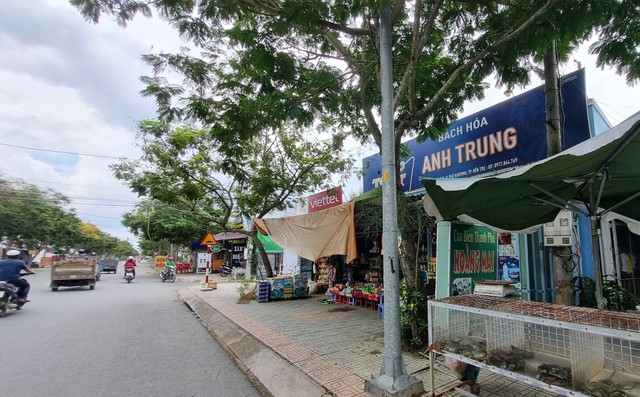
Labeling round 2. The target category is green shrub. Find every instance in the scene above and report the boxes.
[572,275,636,311]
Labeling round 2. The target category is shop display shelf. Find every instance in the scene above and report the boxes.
[427,295,640,397]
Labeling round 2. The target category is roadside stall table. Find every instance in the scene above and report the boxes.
[427,295,640,397]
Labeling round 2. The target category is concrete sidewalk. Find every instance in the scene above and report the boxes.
[176,275,561,397]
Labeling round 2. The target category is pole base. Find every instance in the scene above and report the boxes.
[365,374,424,397]
[200,281,217,291]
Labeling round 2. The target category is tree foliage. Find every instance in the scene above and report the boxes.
[122,199,213,248]
[0,175,136,256]
[72,0,640,288]
[112,121,354,276]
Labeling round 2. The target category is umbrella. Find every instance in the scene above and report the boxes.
[421,111,640,307]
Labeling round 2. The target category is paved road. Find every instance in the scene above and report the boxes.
[0,263,261,397]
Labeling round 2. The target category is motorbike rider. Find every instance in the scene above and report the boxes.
[0,249,35,306]
[162,257,176,278]
[123,256,136,278]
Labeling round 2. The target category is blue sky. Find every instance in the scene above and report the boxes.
[1,0,639,248]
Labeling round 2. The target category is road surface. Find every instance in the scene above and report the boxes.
[0,262,261,397]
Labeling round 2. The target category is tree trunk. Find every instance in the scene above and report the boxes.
[248,225,274,278]
[399,221,419,291]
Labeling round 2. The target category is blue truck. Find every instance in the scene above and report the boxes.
[98,258,119,274]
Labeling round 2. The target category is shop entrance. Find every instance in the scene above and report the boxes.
[611,220,640,300]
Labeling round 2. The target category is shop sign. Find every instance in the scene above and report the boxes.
[197,252,211,271]
[307,186,343,213]
[449,224,498,296]
[362,69,589,192]
[155,256,166,269]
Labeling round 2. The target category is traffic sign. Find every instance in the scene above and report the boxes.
[200,231,218,246]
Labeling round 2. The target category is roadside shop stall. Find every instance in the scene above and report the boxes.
[421,112,640,396]
[253,202,359,303]
[253,212,389,312]
[428,295,640,396]
[192,232,249,273]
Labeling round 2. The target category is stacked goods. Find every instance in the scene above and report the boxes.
[282,278,294,299]
[257,281,270,303]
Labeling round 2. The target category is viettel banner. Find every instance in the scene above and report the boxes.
[307,186,343,213]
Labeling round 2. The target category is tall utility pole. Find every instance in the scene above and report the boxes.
[364,6,423,397]
[544,40,572,306]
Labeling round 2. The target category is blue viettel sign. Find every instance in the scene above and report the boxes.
[362,69,590,192]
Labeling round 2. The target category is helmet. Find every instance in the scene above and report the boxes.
[128,256,134,260]
[6,249,20,257]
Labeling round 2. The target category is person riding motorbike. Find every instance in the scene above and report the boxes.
[160,257,176,279]
[0,249,35,307]
[123,256,136,278]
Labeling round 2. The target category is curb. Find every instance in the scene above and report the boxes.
[178,289,331,397]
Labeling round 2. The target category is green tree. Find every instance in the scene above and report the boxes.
[113,121,353,277]
[72,0,640,338]
[0,175,133,257]
[122,199,213,251]
[0,176,83,250]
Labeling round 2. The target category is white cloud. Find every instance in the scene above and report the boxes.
[0,0,184,247]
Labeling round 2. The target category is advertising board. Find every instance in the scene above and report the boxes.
[307,186,343,213]
[449,223,498,296]
[155,256,166,269]
[362,69,589,192]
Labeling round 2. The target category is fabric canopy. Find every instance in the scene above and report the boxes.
[253,202,357,263]
[352,185,383,207]
[421,111,640,232]
[257,232,283,254]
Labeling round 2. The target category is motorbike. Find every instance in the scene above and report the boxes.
[0,273,30,317]
[160,266,176,283]
[124,268,135,283]
[219,263,233,277]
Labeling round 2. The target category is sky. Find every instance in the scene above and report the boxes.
[1,1,639,249]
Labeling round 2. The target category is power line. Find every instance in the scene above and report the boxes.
[0,194,136,204]
[77,212,123,221]
[0,195,136,207]
[0,142,132,160]
[0,171,130,194]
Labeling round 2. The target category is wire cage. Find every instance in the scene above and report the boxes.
[428,295,640,396]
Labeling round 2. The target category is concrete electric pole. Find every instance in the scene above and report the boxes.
[364,6,424,397]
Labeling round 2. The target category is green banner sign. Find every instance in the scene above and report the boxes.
[449,223,498,296]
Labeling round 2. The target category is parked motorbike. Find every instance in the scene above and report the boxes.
[124,268,135,283]
[160,267,176,283]
[0,273,30,317]
[219,263,233,277]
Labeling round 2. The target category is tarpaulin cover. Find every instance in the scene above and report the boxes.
[257,232,283,254]
[253,202,357,263]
